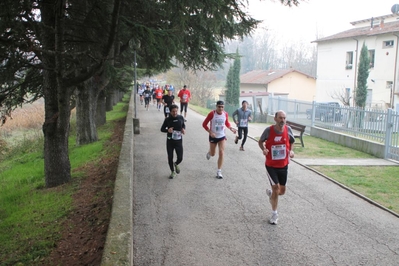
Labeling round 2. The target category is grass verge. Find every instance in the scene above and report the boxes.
[312,165,399,213]
[0,95,129,265]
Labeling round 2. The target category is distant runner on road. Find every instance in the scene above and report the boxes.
[232,100,252,151]
[258,110,295,225]
[177,85,191,121]
[155,86,164,111]
[162,89,175,118]
[143,85,152,111]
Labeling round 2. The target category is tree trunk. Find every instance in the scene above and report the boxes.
[41,2,72,188]
[112,89,119,105]
[75,80,99,145]
[42,74,72,187]
[97,89,107,126]
[76,71,110,145]
[106,91,113,111]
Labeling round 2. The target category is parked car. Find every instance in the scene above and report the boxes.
[306,102,342,122]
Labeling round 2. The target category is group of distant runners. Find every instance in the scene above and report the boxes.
[138,83,191,120]
[156,86,295,225]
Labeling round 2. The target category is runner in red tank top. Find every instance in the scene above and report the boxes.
[258,110,295,225]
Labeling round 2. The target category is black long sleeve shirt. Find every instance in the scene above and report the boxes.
[160,115,186,140]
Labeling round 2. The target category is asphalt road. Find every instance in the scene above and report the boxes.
[133,103,399,266]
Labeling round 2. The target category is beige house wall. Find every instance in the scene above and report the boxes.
[268,72,316,102]
[240,83,267,93]
[240,72,316,102]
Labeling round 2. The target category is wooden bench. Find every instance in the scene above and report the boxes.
[286,121,306,147]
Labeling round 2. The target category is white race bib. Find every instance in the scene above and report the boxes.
[214,118,224,132]
[271,144,286,160]
[172,130,182,140]
[165,107,170,113]
[240,118,248,127]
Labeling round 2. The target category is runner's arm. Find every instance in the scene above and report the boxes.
[224,112,236,133]
[160,119,169,133]
[232,109,238,124]
[202,111,214,132]
[258,127,270,154]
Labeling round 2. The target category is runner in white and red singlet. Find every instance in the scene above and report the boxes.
[202,100,236,179]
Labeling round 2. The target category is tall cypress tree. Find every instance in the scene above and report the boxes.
[225,50,241,106]
[232,50,241,106]
[225,64,234,104]
[355,42,370,108]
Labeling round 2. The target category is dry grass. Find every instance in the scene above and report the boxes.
[0,100,45,145]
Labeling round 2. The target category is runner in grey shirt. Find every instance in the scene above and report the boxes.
[232,100,252,151]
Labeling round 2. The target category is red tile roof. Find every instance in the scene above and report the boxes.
[240,69,314,84]
[313,19,399,43]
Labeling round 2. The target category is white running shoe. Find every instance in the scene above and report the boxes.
[216,170,223,179]
[266,188,272,204]
[206,152,211,160]
[269,213,278,225]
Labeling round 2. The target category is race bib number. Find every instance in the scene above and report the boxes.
[165,107,170,113]
[240,118,248,127]
[214,119,224,132]
[172,130,182,140]
[271,144,286,160]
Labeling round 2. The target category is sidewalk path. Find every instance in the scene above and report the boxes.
[133,104,399,266]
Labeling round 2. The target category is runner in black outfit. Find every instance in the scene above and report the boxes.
[160,104,186,179]
[162,89,175,118]
[143,85,152,111]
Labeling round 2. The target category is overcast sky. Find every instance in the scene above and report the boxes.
[247,0,398,42]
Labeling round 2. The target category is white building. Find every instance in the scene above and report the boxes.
[313,13,399,110]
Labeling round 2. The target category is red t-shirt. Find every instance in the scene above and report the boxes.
[178,89,191,103]
[155,88,163,99]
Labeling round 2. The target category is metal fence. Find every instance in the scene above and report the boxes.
[206,98,399,161]
[267,96,399,161]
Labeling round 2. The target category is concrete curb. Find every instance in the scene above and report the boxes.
[101,92,134,265]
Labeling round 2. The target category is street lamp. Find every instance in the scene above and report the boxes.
[131,40,140,134]
[134,48,137,119]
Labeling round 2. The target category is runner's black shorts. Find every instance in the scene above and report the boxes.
[209,136,226,143]
[265,165,288,186]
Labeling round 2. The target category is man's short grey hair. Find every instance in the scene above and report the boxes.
[274,110,286,117]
